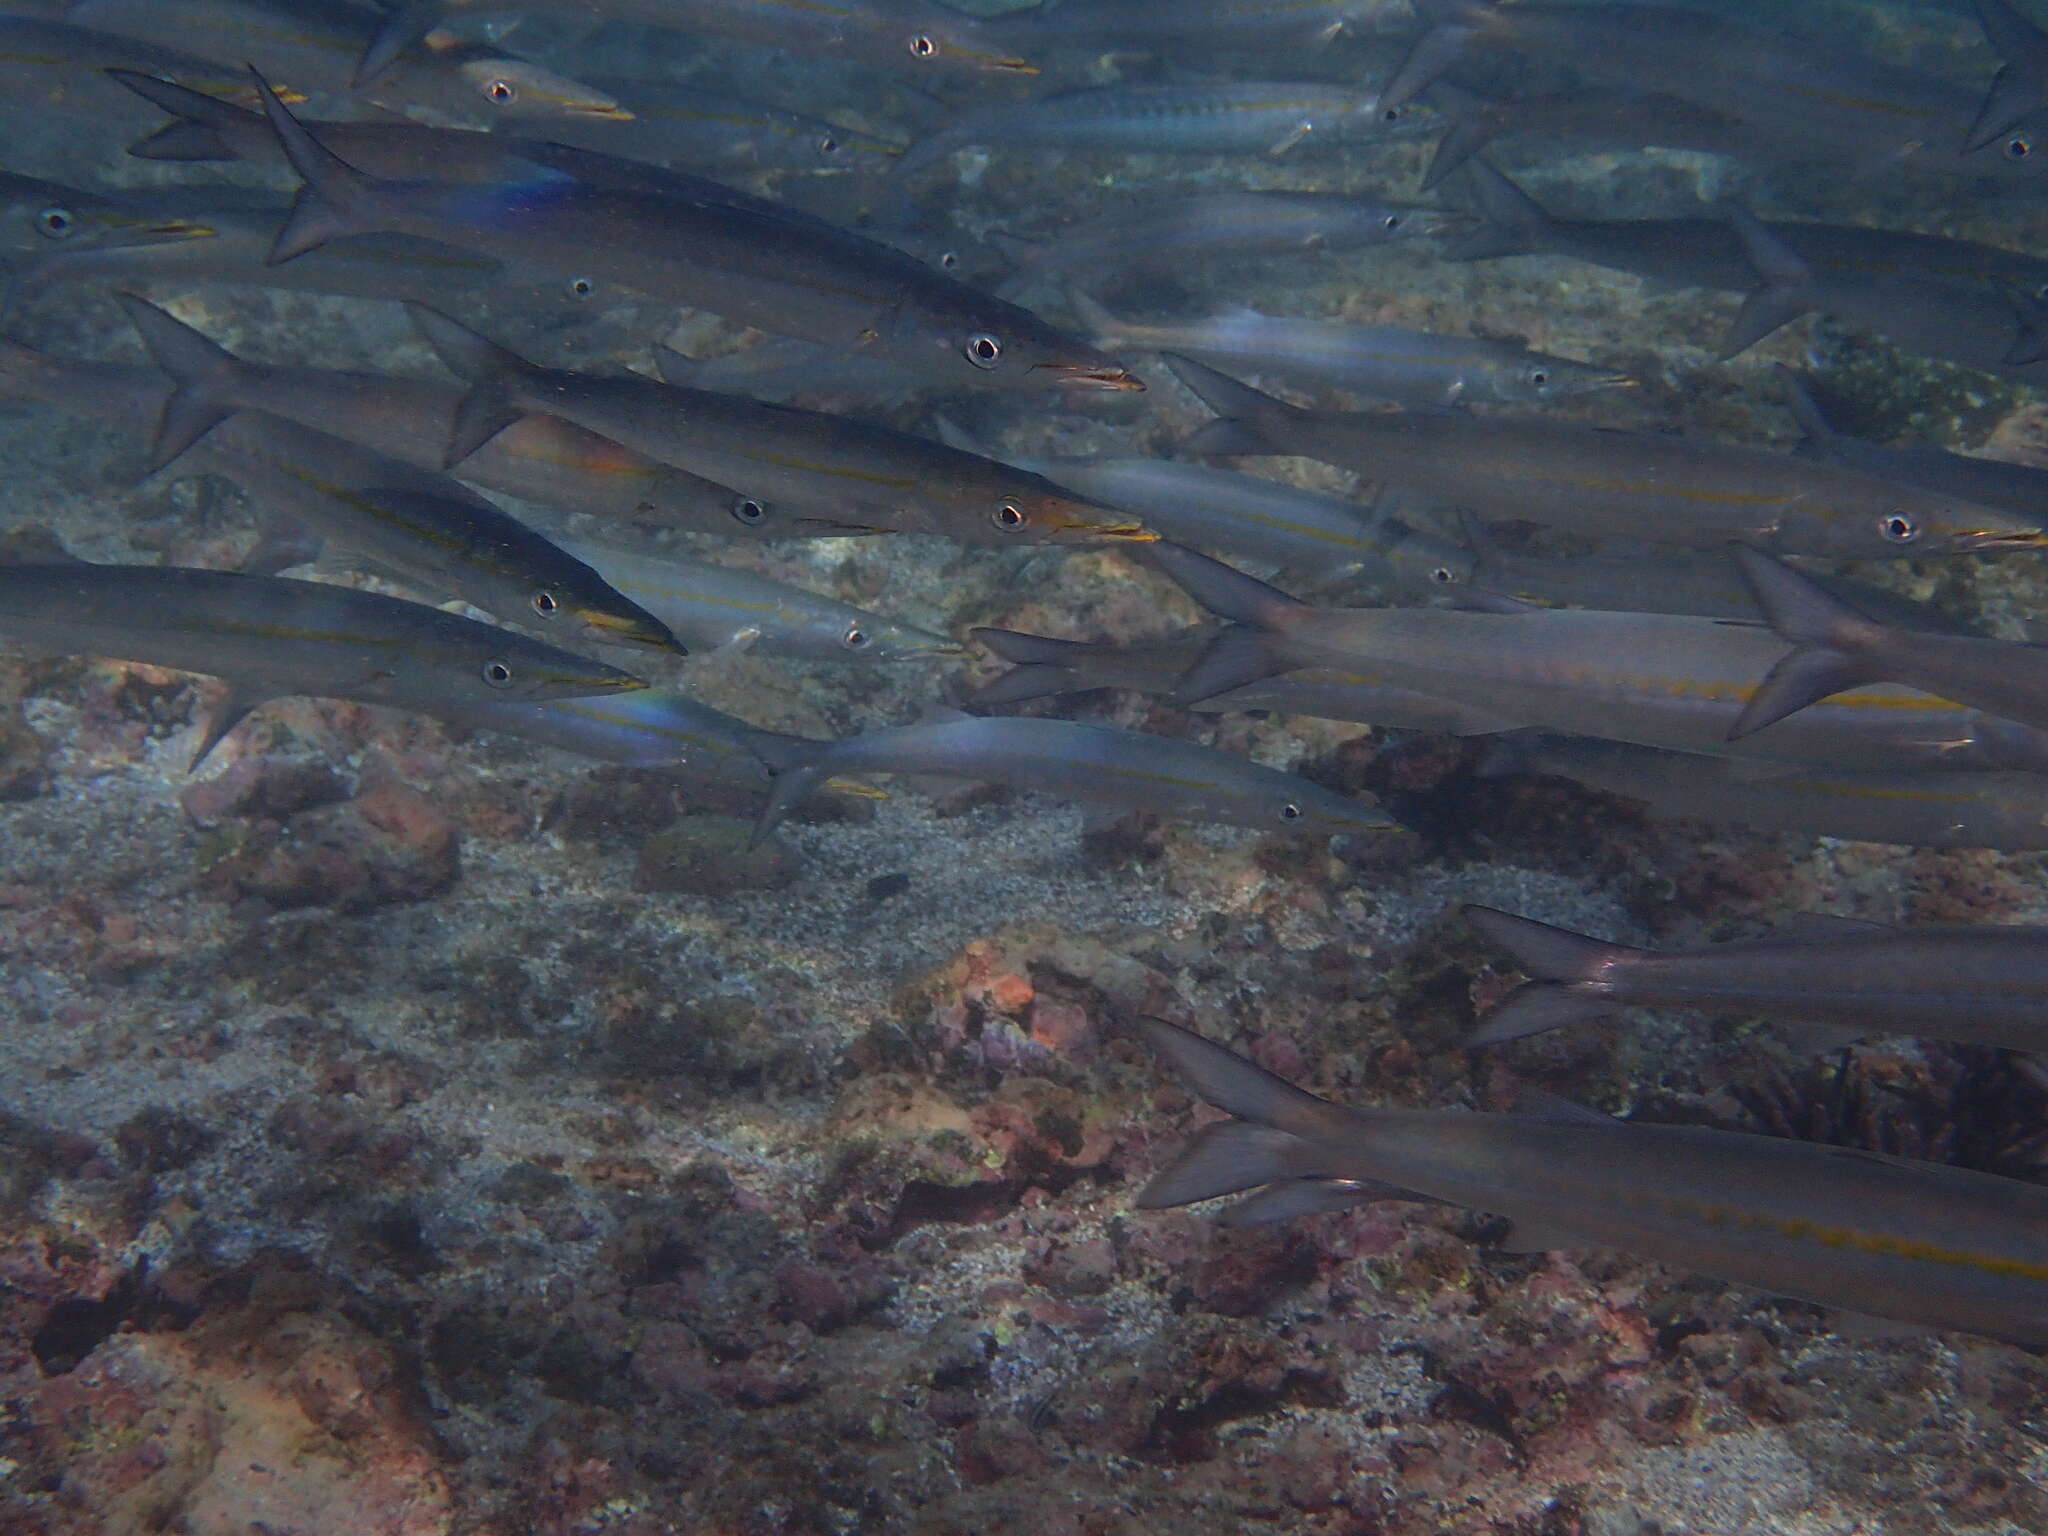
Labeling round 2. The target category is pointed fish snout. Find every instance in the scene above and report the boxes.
[1032,361,1146,392]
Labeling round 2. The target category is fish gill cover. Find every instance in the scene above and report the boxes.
[2,0,2048,1532]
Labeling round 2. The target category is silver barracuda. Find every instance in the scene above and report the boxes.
[740,712,1402,845]
[250,76,1138,397]
[1466,904,2048,1053]
[1136,1018,2048,1346]
[409,306,1155,546]
[1147,542,2048,773]
[550,536,962,663]
[931,416,1461,590]
[1168,355,2047,559]
[895,80,1424,183]
[969,625,1518,736]
[1476,735,2048,853]
[1071,291,1630,407]
[69,0,629,125]
[0,561,645,764]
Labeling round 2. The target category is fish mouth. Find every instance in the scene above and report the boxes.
[1967,527,2048,550]
[903,640,974,660]
[1032,361,1146,392]
[579,608,686,653]
[545,672,651,696]
[954,48,1038,74]
[1045,514,1156,542]
[569,100,636,121]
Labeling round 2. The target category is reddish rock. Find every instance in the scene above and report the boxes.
[178,755,347,826]
[203,775,458,913]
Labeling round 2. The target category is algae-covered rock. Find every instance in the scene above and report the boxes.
[632,814,799,895]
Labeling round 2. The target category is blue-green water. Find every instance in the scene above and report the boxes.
[0,3,2046,1532]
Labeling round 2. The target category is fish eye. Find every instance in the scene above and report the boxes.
[817,133,841,156]
[908,32,937,57]
[964,332,1003,369]
[938,250,961,270]
[731,496,767,525]
[1381,212,1403,231]
[35,206,73,240]
[1880,511,1919,543]
[531,590,559,618]
[1380,105,1403,123]
[485,78,518,105]
[566,276,595,299]
[2009,134,2033,160]
[993,502,1027,531]
[1527,366,1551,390]
[482,660,516,689]
[1280,802,1303,822]
[843,624,870,649]
[1430,564,1457,584]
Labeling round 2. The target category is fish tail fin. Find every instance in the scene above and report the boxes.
[1164,353,1287,453]
[250,69,374,264]
[1135,1018,1339,1134]
[405,303,532,467]
[1378,0,1490,111]
[107,69,255,160]
[1137,1121,1325,1209]
[1143,543,1304,703]
[1727,544,1888,740]
[727,728,834,845]
[972,627,1096,667]
[115,293,244,469]
[1968,0,2048,150]
[1716,203,1818,358]
[354,0,442,87]
[1445,158,1551,260]
[1147,542,1304,628]
[1418,83,1498,190]
[1462,905,1633,1044]
[965,627,1090,706]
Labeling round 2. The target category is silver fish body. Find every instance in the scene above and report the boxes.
[970,625,1519,735]
[1151,543,2048,774]
[0,563,644,707]
[744,713,1400,843]
[1481,735,2048,852]
[1467,905,2048,1053]
[1076,295,1628,407]
[253,82,1137,397]
[553,536,960,662]
[898,80,1421,182]
[1169,356,2047,560]
[1138,1019,2048,1346]
[933,417,1461,590]
[412,308,1153,546]
[69,0,628,125]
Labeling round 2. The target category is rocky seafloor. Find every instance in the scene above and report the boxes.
[7,11,2048,1536]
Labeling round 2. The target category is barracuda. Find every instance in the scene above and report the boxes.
[70,0,628,125]
[1169,355,2048,559]
[410,306,1154,546]
[1467,904,2048,1052]
[738,713,1402,845]
[1148,541,2048,772]
[1480,735,2048,853]
[250,74,1137,396]
[1137,1019,2048,1346]
[0,561,645,765]
[1071,291,1630,407]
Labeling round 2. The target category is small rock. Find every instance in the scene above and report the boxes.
[179,756,347,826]
[204,777,459,914]
[632,815,799,895]
[0,704,49,801]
